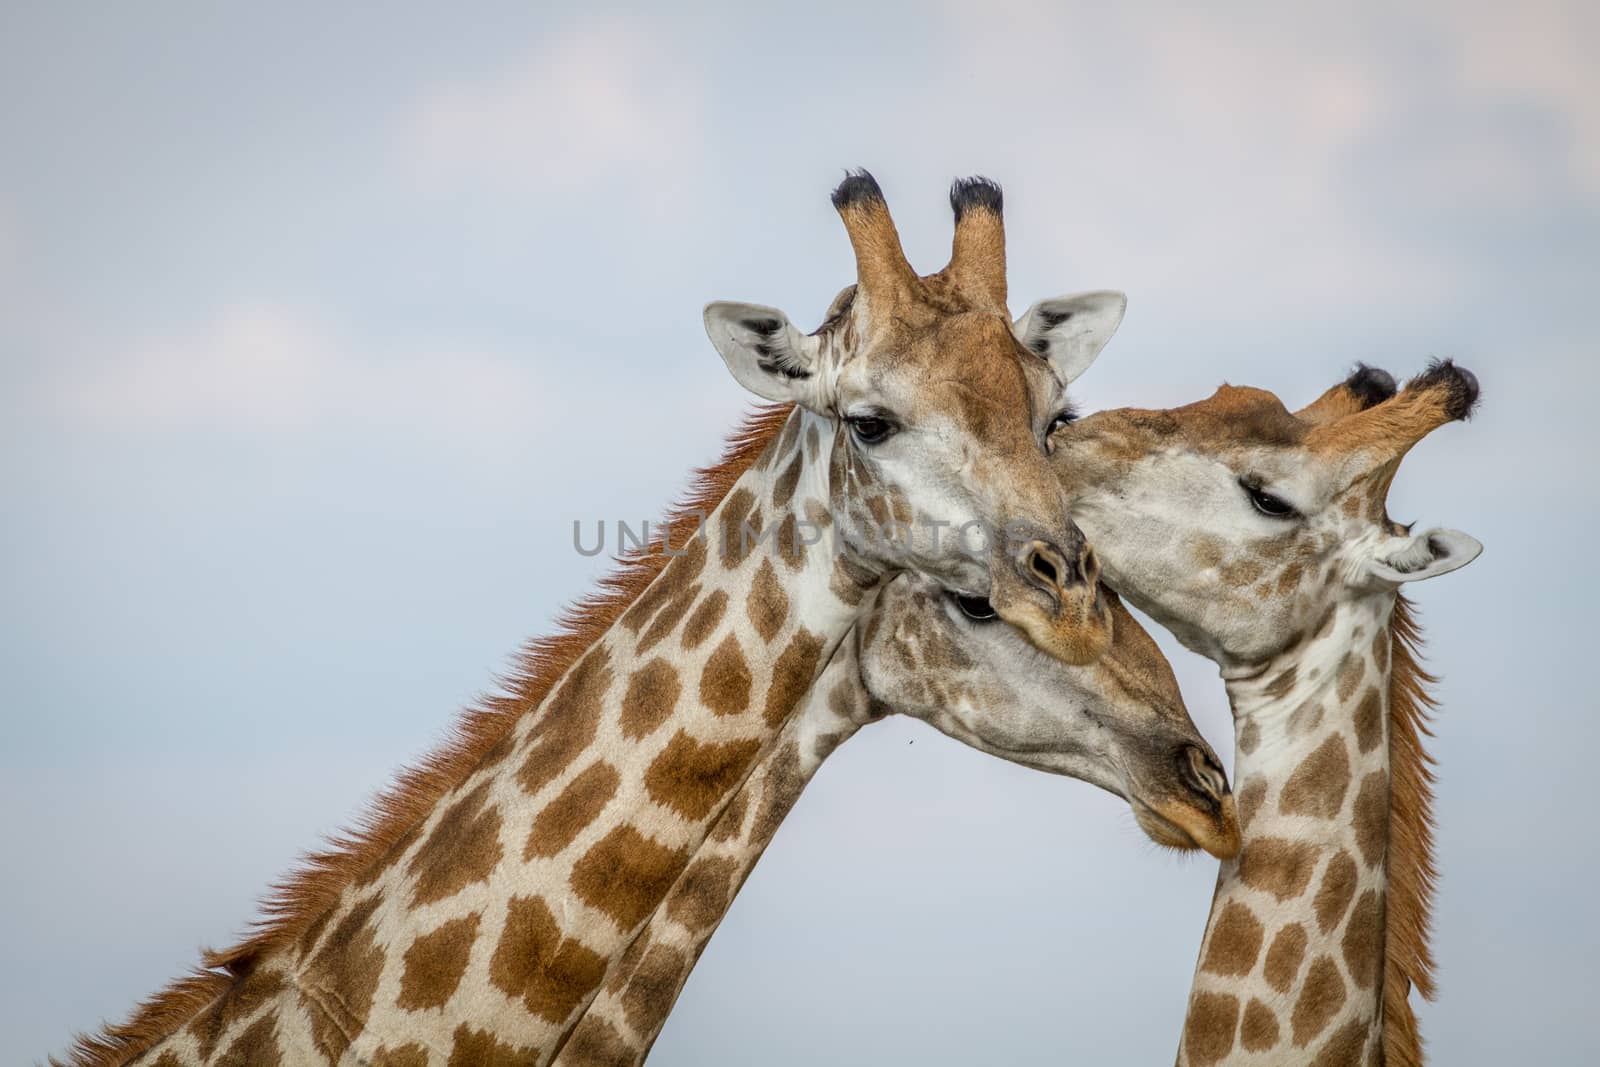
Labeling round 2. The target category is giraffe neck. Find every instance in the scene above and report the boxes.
[556,625,883,1064]
[1178,598,1396,1066]
[122,408,884,1067]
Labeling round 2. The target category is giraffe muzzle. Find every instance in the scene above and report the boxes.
[987,535,1113,667]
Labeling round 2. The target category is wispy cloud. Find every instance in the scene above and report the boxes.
[405,16,705,196]
[54,305,549,447]
[1450,2,1600,194]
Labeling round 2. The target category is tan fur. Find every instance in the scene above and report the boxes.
[57,404,793,1067]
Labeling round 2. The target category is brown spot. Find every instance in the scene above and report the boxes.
[636,580,702,654]
[1191,537,1224,568]
[570,824,691,930]
[447,1023,541,1067]
[1336,653,1366,702]
[699,635,752,716]
[718,488,758,568]
[680,589,728,651]
[1265,922,1308,992]
[517,646,611,797]
[1201,901,1265,977]
[1352,771,1389,867]
[525,759,621,859]
[151,1055,183,1067]
[1286,696,1325,737]
[1353,688,1383,754]
[1265,665,1298,699]
[1291,955,1346,1047]
[775,512,806,571]
[865,491,890,526]
[1371,628,1390,673]
[1279,735,1352,820]
[772,450,804,509]
[645,730,763,822]
[488,895,609,1024]
[1276,562,1305,595]
[1239,837,1318,901]
[1237,779,1267,830]
[408,780,504,906]
[1342,889,1384,989]
[1241,999,1280,1052]
[1314,607,1338,640]
[1310,1019,1370,1066]
[622,538,707,633]
[1314,851,1359,934]
[561,1015,636,1067]
[666,855,740,934]
[620,658,681,740]
[750,740,806,840]
[828,676,861,721]
[764,629,825,726]
[747,558,790,643]
[186,965,286,1060]
[621,941,690,1037]
[372,1044,431,1067]
[303,895,383,1062]
[777,411,802,458]
[1183,991,1240,1065]
[829,555,875,606]
[1237,720,1261,755]
[214,1012,280,1067]
[710,788,750,843]
[1221,557,1264,585]
[397,912,481,1011]
[295,902,336,956]
[606,929,649,995]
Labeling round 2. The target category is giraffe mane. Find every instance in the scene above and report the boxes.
[1383,593,1440,1067]
[56,404,795,1067]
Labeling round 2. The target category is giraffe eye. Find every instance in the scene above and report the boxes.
[847,414,896,445]
[952,594,998,621]
[1241,479,1297,519]
[1047,406,1079,435]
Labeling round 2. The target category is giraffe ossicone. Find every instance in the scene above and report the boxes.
[57,173,1173,1067]
[579,362,1483,1065]
[1051,361,1481,1066]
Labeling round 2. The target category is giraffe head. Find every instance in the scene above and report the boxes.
[1052,362,1484,666]
[857,574,1242,859]
[705,173,1124,664]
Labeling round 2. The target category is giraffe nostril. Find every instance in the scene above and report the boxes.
[1030,551,1059,587]
[1017,539,1073,599]
[1179,745,1230,807]
[1080,546,1100,588]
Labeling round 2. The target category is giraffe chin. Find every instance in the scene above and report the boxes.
[995,588,1114,666]
[1132,795,1242,861]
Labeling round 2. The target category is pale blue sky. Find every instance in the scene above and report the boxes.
[3,2,1596,1063]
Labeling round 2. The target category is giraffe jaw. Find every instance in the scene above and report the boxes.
[1130,793,1242,861]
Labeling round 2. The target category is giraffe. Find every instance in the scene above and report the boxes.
[55,172,1132,1067]
[559,574,1242,1064]
[1049,361,1482,1065]
[554,368,1402,1065]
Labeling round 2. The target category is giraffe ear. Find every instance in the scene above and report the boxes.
[704,302,826,407]
[1362,527,1483,587]
[1013,291,1127,384]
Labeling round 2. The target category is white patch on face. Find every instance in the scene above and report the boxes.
[858,578,1134,800]
[1069,449,1341,665]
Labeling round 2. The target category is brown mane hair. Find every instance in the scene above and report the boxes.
[58,404,795,1067]
[1383,593,1440,1067]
